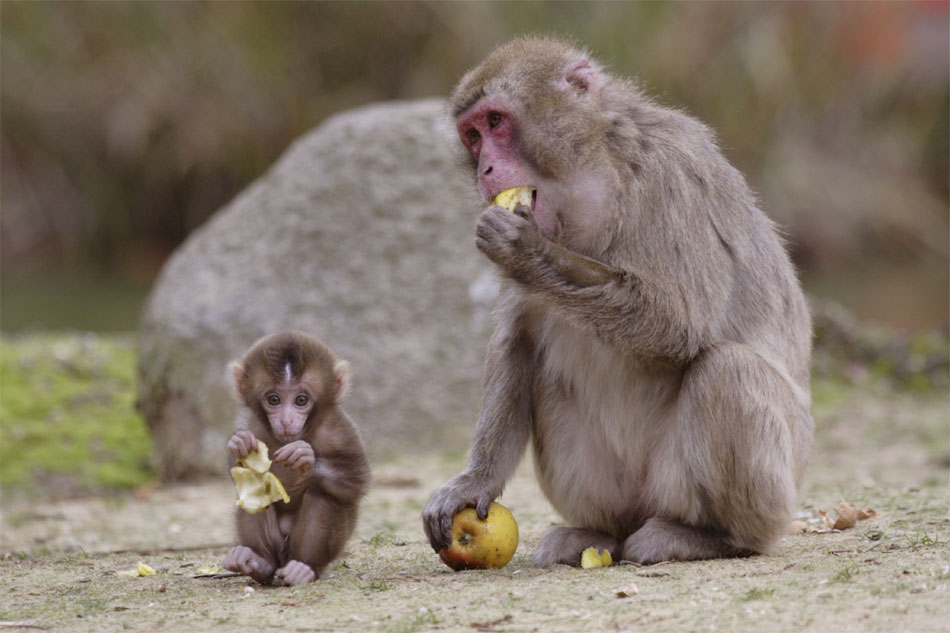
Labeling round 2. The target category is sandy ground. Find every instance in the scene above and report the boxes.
[1,388,948,633]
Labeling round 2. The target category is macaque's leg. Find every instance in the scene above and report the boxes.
[276,492,354,585]
[532,526,621,567]
[225,506,282,584]
[624,343,807,564]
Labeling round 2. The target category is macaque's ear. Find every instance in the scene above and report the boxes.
[229,361,246,399]
[562,59,599,95]
[333,360,350,403]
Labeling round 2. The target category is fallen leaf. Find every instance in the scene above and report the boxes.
[281,598,300,607]
[818,501,880,531]
[832,501,858,530]
[788,520,809,534]
[615,583,639,598]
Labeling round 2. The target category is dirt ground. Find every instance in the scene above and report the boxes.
[1,387,948,633]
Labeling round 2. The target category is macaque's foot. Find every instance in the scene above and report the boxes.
[274,560,316,586]
[532,526,621,567]
[223,545,276,584]
[622,518,746,564]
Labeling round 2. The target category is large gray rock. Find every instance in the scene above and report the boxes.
[138,99,496,480]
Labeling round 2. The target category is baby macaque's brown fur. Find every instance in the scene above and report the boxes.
[423,37,813,566]
[224,332,369,585]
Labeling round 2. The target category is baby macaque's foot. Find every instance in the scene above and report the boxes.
[223,545,276,585]
[274,560,316,586]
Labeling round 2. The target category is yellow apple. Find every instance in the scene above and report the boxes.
[438,501,519,571]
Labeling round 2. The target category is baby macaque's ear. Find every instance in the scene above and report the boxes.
[229,361,245,399]
[333,360,350,403]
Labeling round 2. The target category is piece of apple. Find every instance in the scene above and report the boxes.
[580,546,613,569]
[492,187,535,212]
[438,501,519,571]
[230,441,290,514]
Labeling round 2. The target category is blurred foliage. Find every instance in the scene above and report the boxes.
[1,1,947,330]
[0,333,154,500]
[812,299,949,394]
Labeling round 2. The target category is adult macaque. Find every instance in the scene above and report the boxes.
[224,332,370,585]
[423,37,814,565]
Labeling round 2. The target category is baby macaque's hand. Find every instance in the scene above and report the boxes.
[228,430,259,460]
[272,440,316,475]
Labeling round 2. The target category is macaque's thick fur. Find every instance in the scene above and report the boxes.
[225,332,370,584]
[423,37,813,565]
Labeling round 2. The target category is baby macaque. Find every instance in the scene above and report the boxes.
[223,331,370,585]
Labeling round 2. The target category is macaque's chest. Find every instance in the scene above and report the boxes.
[531,311,679,448]
[527,309,680,529]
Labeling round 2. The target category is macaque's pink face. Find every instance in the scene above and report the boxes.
[457,97,555,237]
[261,365,317,443]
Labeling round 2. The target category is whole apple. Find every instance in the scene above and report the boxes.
[438,501,519,571]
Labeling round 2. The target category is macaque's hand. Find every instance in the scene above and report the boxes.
[223,545,275,585]
[274,560,316,586]
[476,204,542,274]
[272,440,316,475]
[422,472,496,552]
[227,430,259,460]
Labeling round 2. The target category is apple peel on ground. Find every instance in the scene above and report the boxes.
[116,561,157,578]
[230,442,290,514]
[580,546,613,569]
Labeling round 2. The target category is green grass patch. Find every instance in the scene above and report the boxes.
[0,333,155,498]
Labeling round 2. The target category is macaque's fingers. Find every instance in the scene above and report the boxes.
[422,477,495,552]
[476,208,519,264]
[512,204,535,223]
[476,205,541,270]
[223,545,275,584]
[475,497,492,520]
[227,431,259,459]
[275,560,316,586]
[273,441,315,472]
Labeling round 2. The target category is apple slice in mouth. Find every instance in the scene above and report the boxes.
[492,186,536,212]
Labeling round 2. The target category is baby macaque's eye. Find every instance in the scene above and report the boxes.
[488,112,502,128]
[295,394,309,407]
[466,129,480,145]
[266,394,280,406]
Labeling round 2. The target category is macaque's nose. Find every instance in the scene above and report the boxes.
[483,165,493,176]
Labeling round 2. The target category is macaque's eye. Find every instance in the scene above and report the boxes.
[488,112,502,129]
[295,394,309,407]
[266,394,280,406]
[466,129,480,145]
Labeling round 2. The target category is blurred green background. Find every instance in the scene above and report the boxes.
[2,1,948,332]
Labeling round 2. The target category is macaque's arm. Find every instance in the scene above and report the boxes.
[478,205,703,363]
